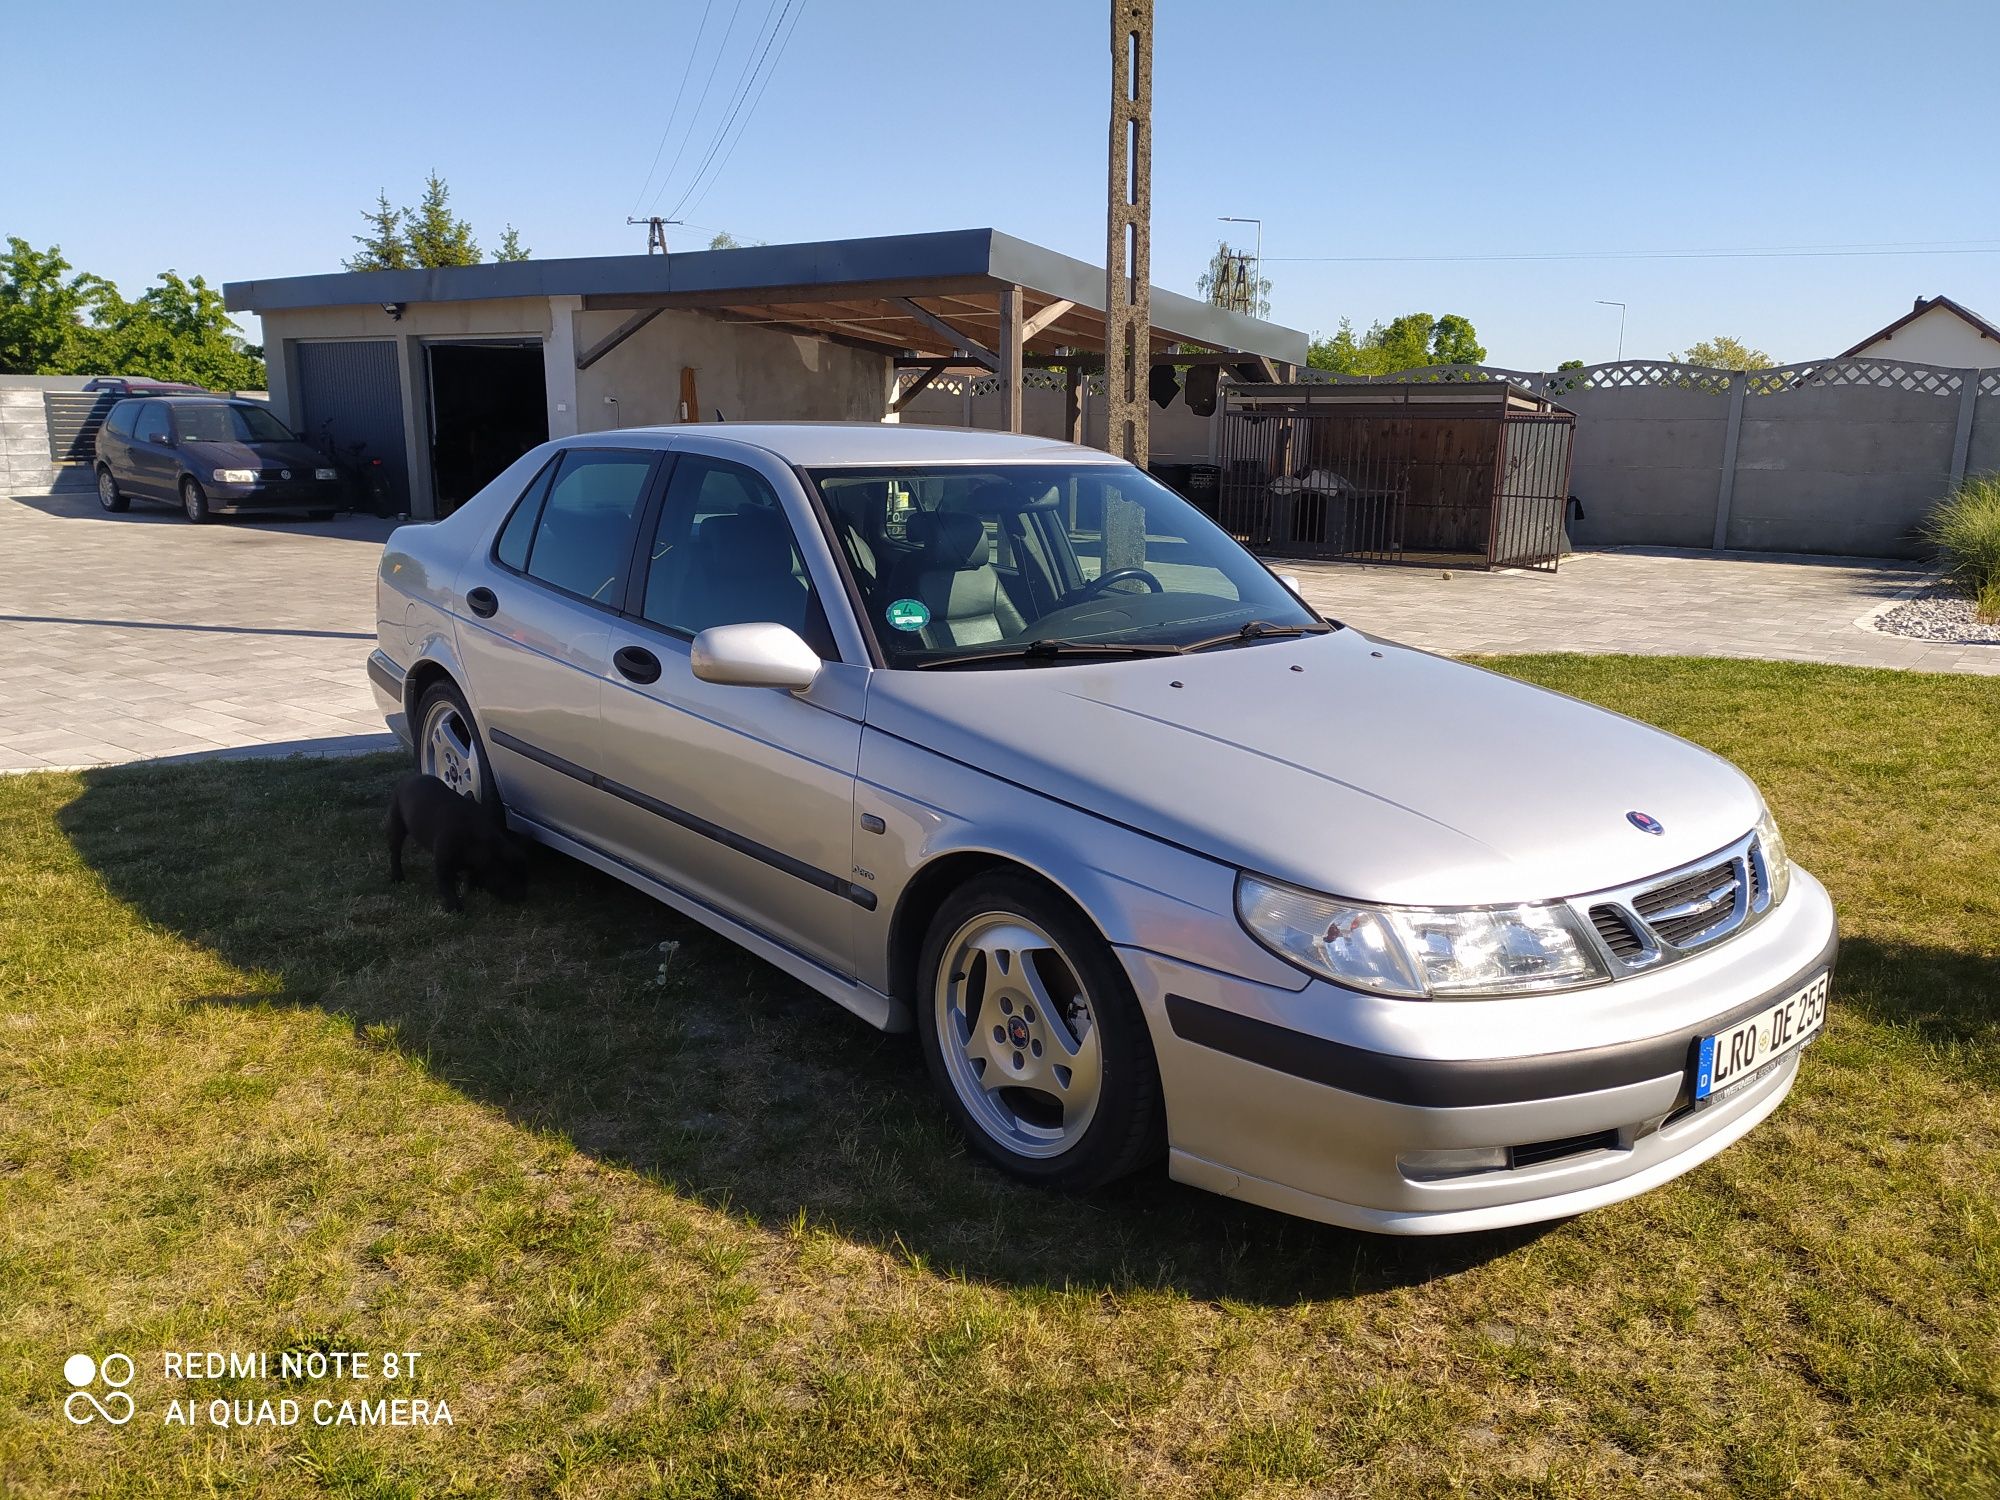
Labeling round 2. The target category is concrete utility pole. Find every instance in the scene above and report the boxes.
[1105,0,1152,466]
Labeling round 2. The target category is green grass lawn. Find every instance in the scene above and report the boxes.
[1,656,1995,1497]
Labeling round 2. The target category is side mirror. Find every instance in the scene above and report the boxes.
[1277,573,1303,595]
[690,622,822,692]
[148,431,173,445]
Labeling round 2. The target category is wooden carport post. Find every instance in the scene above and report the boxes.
[999,284,1025,433]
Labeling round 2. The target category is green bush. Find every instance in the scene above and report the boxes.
[1927,473,2000,623]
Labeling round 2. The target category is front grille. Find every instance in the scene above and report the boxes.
[1747,840,1765,906]
[1632,858,1740,948]
[1589,904,1646,959]
[1509,1129,1621,1170]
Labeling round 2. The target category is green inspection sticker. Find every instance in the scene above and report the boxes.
[885,598,931,632]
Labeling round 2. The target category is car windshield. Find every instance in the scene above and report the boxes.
[174,403,296,444]
[808,462,1325,667]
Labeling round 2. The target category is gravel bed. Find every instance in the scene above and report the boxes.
[1874,582,2000,644]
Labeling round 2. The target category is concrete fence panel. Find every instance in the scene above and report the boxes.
[1306,358,2000,559]
[1560,386,1732,549]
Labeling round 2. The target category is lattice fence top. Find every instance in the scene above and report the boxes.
[897,355,2000,403]
[1302,356,1996,399]
[897,368,1107,399]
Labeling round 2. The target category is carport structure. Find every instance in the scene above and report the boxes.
[227,229,1306,518]
[562,229,1302,425]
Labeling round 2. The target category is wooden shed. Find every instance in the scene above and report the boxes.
[1211,380,1576,570]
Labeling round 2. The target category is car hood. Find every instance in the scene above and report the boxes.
[863,628,1764,906]
[184,439,324,469]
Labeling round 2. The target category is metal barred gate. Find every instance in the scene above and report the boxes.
[1213,381,1574,571]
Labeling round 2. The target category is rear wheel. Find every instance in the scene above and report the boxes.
[415,679,501,818]
[918,873,1165,1190]
[180,476,210,524]
[96,466,130,513]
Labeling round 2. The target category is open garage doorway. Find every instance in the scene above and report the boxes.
[426,341,548,516]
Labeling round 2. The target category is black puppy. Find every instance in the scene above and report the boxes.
[386,773,527,912]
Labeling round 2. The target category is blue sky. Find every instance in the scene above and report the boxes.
[9,0,1998,368]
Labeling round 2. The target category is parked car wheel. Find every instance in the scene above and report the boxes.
[95,466,130,513]
[918,874,1164,1190]
[415,679,499,816]
[180,477,210,524]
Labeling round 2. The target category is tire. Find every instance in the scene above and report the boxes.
[180,476,211,524]
[96,466,130,513]
[414,679,503,820]
[917,873,1165,1190]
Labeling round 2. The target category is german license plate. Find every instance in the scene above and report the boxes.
[1695,972,1829,1100]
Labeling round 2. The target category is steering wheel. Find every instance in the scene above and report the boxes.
[1077,566,1164,599]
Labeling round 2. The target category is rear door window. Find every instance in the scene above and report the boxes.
[520,449,654,605]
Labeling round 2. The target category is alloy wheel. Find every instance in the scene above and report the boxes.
[420,698,483,801]
[933,912,1103,1159]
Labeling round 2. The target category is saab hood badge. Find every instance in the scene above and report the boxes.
[1627,811,1665,835]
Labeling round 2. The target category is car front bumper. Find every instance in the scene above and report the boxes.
[1118,866,1839,1235]
[204,478,342,511]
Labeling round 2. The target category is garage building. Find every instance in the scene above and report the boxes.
[224,228,1307,519]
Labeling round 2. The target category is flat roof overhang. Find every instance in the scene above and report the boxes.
[222,228,1308,367]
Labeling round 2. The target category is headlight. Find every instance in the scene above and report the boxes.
[1236,875,1610,999]
[211,468,258,484]
[315,467,338,481]
[1755,804,1791,907]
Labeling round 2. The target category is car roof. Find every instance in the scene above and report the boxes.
[126,394,255,405]
[569,422,1128,468]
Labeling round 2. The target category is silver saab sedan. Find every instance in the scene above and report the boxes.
[368,424,1838,1235]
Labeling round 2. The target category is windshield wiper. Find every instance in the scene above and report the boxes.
[913,638,1187,670]
[1179,620,1334,654]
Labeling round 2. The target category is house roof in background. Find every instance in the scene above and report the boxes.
[1840,294,2000,357]
[222,229,1309,364]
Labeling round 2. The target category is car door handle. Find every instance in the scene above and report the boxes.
[465,587,498,618]
[613,645,662,685]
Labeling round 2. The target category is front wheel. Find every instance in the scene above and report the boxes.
[180,476,210,524]
[96,466,130,513]
[917,874,1164,1190]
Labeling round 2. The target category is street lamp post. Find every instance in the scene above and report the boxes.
[1596,299,1627,360]
[1219,215,1262,316]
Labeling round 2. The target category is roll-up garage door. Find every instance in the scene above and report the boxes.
[295,340,408,513]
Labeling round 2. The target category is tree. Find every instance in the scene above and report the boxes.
[346,193,409,272]
[0,238,116,373]
[0,238,263,386]
[1195,240,1271,319]
[707,230,744,250]
[400,172,481,268]
[344,175,519,269]
[1305,312,1488,375]
[1675,335,1773,371]
[98,271,265,391]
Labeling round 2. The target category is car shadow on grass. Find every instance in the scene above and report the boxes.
[56,753,1569,1306]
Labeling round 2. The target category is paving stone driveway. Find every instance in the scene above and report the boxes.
[1283,547,1999,676]
[0,486,399,771]
[3,485,1992,775]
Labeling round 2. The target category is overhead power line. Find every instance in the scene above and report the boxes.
[664,0,801,226]
[646,0,751,216]
[1266,238,2000,265]
[629,0,719,216]
[678,0,809,222]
